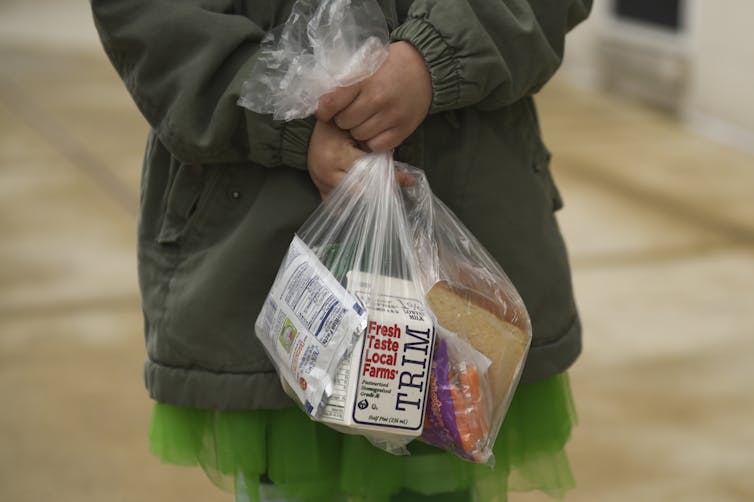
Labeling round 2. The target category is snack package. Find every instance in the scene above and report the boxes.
[423,327,494,463]
[400,164,533,466]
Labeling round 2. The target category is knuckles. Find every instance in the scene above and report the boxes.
[368,89,387,108]
[334,114,349,130]
[351,128,368,142]
[368,132,398,153]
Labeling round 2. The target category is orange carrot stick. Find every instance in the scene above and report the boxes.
[459,366,487,456]
[450,383,475,455]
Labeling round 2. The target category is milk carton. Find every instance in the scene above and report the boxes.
[321,271,436,437]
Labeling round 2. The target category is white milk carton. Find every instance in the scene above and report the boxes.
[321,271,436,437]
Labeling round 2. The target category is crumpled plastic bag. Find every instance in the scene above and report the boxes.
[238,0,388,121]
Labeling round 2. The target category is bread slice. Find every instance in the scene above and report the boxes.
[426,282,529,407]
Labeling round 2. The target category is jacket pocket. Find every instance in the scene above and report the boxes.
[532,143,564,212]
[523,97,564,212]
[156,161,218,245]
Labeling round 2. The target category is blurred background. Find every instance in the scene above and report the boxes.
[1,1,752,501]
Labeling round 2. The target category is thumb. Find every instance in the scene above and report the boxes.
[316,84,361,122]
[344,144,367,169]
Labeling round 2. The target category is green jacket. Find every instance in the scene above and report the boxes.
[92,0,591,410]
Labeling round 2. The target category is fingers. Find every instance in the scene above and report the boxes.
[313,148,366,200]
[396,171,416,187]
[332,93,382,131]
[349,112,391,143]
[310,163,347,199]
[345,144,367,167]
[316,84,361,122]
[318,41,431,156]
[366,128,402,153]
[308,136,365,200]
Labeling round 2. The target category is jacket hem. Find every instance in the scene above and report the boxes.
[144,359,295,411]
[520,315,582,384]
[145,313,581,410]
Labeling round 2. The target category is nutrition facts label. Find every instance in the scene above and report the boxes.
[321,359,350,421]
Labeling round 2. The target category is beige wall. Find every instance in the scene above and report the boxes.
[559,0,609,89]
[560,0,754,152]
[685,1,754,143]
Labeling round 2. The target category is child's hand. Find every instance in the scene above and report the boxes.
[307,120,366,199]
[316,41,432,153]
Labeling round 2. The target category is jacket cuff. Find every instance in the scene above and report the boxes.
[280,116,315,170]
[245,113,314,170]
[280,116,315,171]
[391,17,461,114]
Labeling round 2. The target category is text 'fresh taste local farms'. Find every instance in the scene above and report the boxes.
[361,319,433,413]
[321,272,436,435]
[362,321,400,379]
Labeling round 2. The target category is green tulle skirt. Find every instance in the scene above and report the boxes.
[149,373,576,502]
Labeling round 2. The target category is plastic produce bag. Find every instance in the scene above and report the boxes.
[400,164,533,465]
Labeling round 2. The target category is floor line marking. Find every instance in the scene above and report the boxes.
[0,77,138,216]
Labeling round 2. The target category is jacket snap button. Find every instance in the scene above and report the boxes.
[231,191,241,200]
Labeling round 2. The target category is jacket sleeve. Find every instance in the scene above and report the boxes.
[391,0,592,113]
[91,0,313,169]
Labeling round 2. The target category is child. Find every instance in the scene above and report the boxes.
[92,0,591,500]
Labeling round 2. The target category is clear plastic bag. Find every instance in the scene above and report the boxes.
[400,163,533,465]
[240,0,531,463]
[255,154,436,454]
[237,0,389,120]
